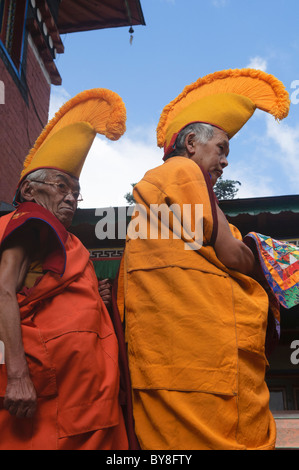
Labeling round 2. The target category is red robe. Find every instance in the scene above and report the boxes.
[0,202,128,450]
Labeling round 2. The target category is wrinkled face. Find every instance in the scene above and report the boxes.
[187,127,229,186]
[20,169,81,228]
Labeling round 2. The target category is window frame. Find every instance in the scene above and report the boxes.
[0,0,29,77]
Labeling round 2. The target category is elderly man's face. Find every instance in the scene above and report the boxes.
[186,127,229,186]
[21,170,80,228]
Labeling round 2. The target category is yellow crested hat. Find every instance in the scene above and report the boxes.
[157,68,290,157]
[18,88,126,184]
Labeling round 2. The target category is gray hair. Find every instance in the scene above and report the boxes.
[165,122,214,159]
[25,169,49,182]
[17,169,50,203]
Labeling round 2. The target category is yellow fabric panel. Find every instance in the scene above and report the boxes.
[20,88,127,182]
[157,68,290,156]
[116,254,125,323]
[22,122,96,180]
[23,261,43,288]
[126,266,238,394]
[131,349,276,450]
[165,93,255,149]
[125,157,220,273]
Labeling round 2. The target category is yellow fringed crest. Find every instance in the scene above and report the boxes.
[20,88,127,180]
[157,68,290,156]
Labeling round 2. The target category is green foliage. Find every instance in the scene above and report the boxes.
[124,183,136,205]
[125,177,241,204]
[213,176,241,200]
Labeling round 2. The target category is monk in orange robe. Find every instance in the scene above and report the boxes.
[121,69,290,450]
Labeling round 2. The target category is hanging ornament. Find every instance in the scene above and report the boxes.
[129,26,134,45]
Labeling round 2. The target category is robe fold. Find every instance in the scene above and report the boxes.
[0,202,128,450]
[121,157,276,450]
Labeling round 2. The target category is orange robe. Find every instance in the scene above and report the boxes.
[0,202,128,450]
[121,157,276,450]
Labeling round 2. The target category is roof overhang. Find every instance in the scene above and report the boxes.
[219,194,299,240]
[26,0,145,85]
[57,0,146,34]
[220,194,299,217]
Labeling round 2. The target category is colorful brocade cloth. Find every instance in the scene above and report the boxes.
[244,232,299,310]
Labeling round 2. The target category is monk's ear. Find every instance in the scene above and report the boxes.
[19,180,35,202]
[185,132,196,157]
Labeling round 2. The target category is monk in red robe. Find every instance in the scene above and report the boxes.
[0,170,129,450]
[0,88,133,450]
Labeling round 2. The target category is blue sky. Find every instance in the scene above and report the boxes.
[49,0,299,208]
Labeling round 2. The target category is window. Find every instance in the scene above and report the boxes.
[282,239,299,247]
[268,376,299,411]
[0,0,28,73]
[269,388,287,411]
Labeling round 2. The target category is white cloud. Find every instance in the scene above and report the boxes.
[47,86,298,209]
[211,0,229,7]
[223,160,276,199]
[48,88,163,208]
[265,115,299,188]
[224,113,299,198]
[48,86,71,119]
[79,131,162,208]
[246,56,268,72]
